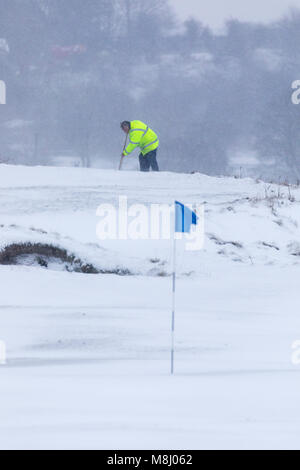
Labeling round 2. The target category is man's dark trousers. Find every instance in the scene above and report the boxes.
[139,149,159,172]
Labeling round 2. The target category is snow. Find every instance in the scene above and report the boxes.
[1,164,300,450]
[253,48,283,71]
[3,120,33,129]
[0,38,9,54]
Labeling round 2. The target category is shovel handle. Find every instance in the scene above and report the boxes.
[119,134,128,171]
[118,155,124,171]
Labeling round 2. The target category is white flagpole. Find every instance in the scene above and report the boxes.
[171,223,177,375]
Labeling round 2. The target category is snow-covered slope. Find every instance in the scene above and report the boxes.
[0,164,300,273]
[1,165,300,450]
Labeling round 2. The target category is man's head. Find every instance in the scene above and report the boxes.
[120,121,130,134]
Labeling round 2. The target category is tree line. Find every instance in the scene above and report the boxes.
[0,0,300,180]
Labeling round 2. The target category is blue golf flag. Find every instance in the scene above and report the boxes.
[175,201,198,233]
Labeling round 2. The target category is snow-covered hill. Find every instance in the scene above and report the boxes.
[1,165,300,450]
[0,164,300,273]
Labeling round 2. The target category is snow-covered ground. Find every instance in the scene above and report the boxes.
[1,164,300,450]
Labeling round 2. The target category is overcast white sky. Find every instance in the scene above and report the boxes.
[169,0,300,30]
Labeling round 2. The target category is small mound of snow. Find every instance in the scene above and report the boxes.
[0,225,165,276]
[0,242,102,274]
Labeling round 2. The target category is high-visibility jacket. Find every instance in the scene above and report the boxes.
[123,120,159,157]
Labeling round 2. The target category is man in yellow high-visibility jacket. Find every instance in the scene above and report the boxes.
[121,120,159,171]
